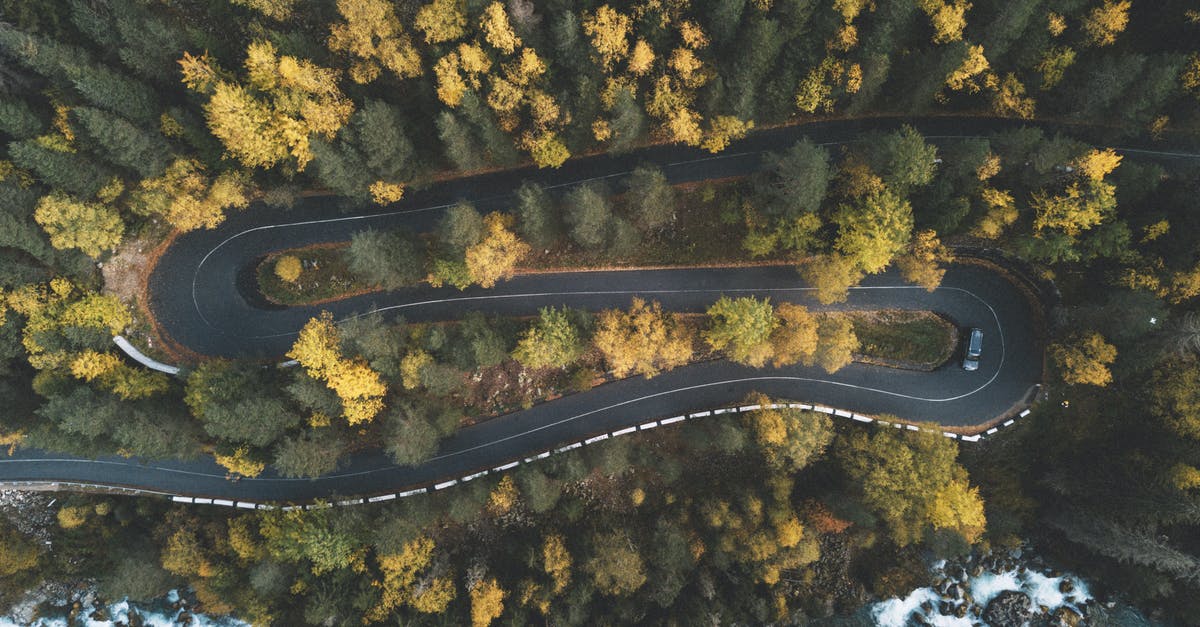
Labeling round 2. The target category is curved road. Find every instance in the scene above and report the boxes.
[4,116,1193,502]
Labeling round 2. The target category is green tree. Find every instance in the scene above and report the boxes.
[8,139,113,199]
[833,189,914,274]
[185,360,302,447]
[757,139,832,217]
[437,110,485,171]
[385,412,441,466]
[274,431,345,478]
[515,180,559,248]
[72,107,172,178]
[565,183,615,250]
[0,99,43,139]
[347,228,423,290]
[259,507,362,576]
[438,202,485,254]
[704,296,778,367]
[627,164,675,229]
[513,307,584,369]
[868,126,938,191]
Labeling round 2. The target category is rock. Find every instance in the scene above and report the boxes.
[1059,578,1075,594]
[955,603,969,618]
[949,584,964,600]
[982,590,1033,627]
[939,601,956,616]
[970,564,984,578]
[921,600,934,614]
[1051,606,1083,627]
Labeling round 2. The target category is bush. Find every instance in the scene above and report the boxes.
[274,255,302,283]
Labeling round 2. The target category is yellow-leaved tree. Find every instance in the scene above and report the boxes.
[1051,332,1117,386]
[328,0,423,84]
[214,446,266,478]
[185,41,353,171]
[34,193,124,258]
[593,298,694,378]
[132,158,251,232]
[287,312,387,424]
[366,537,457,621]
[1082,0,1131,47]
[470,578,507,627]
[582,5,632,69]
[465,212,531,288]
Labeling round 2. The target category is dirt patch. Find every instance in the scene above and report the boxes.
[101,236,156,305]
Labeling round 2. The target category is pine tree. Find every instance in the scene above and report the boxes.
[347,228,424,290]
[8,139,112,199]
[0,99,43,139]
[72,107,172,178]
[626,164,675,229]
[565,183,614,250]
[514,181,560,248]
[757,138,832,217]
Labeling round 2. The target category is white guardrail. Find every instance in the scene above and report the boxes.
[146,401,1037,511]
[112,337,181,375]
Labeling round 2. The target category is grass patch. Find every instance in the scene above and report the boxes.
[257,245,373,305]
[844,310,957,369]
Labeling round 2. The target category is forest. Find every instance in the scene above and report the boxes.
[0,0,1199,624]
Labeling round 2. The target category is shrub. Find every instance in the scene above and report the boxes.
[275,255,302,283]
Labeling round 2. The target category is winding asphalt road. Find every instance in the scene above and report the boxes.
[5,116,1194,502]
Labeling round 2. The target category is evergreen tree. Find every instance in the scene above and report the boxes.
[515,180,560,248]
[8,139,113,199]
[274,431,345,478]
[438,202,485,254]
[565,183,614,250]
[626,164,675,229]
[0,98,43,139]
[757,138,832,217]
[72,107,172,178]
[347,228,424,290]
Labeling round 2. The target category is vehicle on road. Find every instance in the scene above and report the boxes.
[963,328,983,371]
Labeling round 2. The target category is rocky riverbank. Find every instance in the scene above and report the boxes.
[871,546,1124,626]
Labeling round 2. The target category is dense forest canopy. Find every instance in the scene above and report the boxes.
[0,0,1199,624]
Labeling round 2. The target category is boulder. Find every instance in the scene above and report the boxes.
[1059,578,1075,594]
[1051,606,1083,627]
[982,590,1033,627]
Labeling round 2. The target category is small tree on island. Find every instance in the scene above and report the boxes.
[275,255,302,283]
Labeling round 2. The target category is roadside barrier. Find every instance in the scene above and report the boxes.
[37,397,1035,511]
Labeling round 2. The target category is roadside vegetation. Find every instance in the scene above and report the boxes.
[0,0,1199,623]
